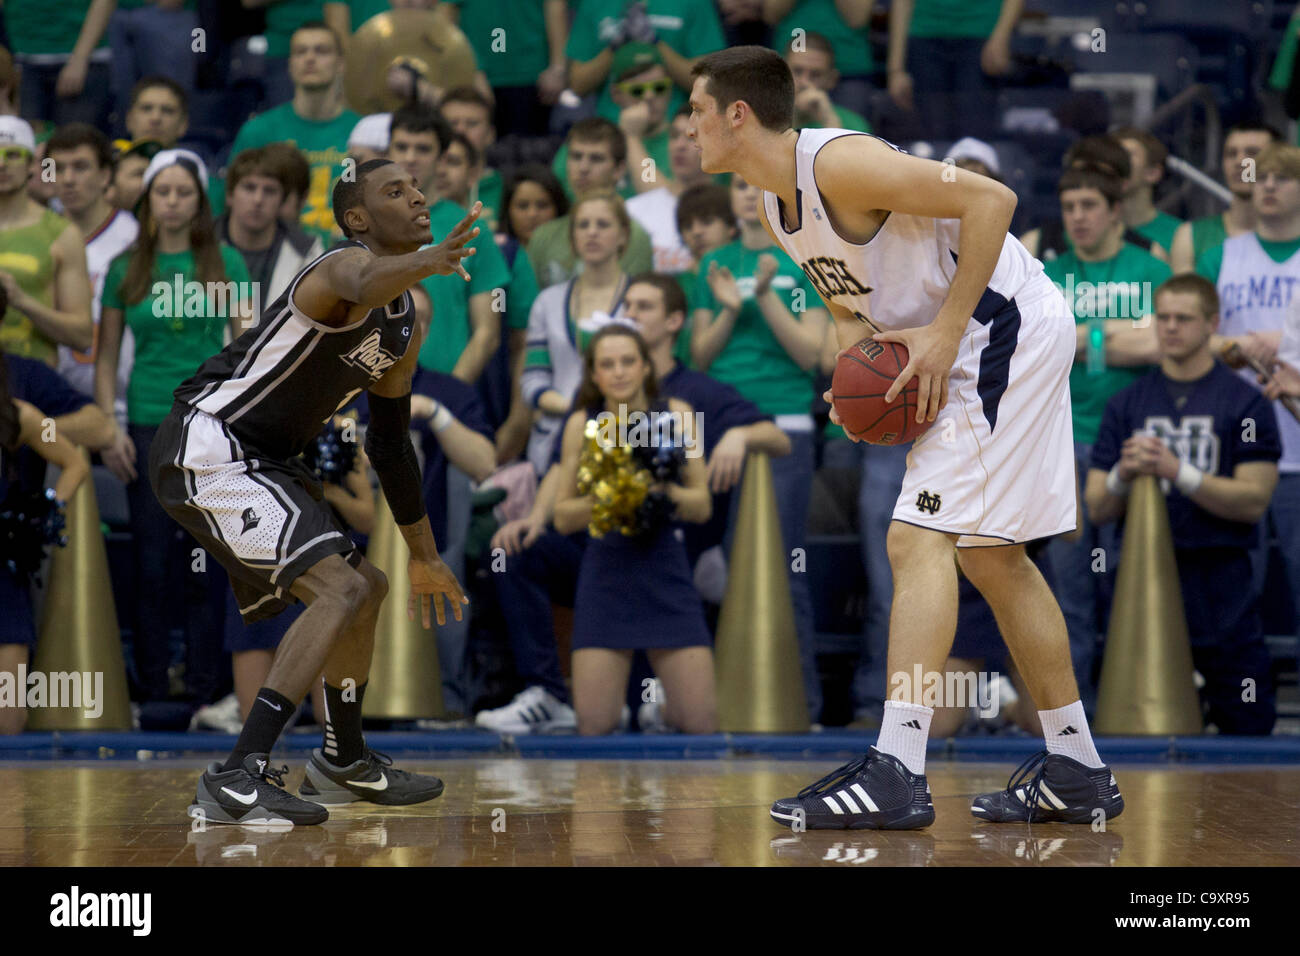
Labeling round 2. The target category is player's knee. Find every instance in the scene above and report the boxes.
[958,547,1029,588]
[357,561,388,607]
[886,521,949,569]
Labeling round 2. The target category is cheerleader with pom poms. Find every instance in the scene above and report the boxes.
[553,324,718,735]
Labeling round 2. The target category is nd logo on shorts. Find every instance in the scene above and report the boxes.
[916,490,942,514]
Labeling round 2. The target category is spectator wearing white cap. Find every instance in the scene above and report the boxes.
[347,113,391,166]
[95,147,254,707]
[947,137,1002,181]
[0,116,94,367]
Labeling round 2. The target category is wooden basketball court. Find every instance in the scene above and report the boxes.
[2,758,1297,866]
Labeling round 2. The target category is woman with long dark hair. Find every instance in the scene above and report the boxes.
[94,149,253,708]
[553,325,717,735]
[0,345,89,733]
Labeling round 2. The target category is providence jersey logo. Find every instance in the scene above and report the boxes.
[241,507,261,534]
[340,329,400,378]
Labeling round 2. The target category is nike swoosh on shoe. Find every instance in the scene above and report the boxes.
[221,786,259,805]
[346,773,389,791]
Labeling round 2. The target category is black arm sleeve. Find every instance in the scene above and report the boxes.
[365,391,427,526]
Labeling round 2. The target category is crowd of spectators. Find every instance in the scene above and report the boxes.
[1,0,1299,737]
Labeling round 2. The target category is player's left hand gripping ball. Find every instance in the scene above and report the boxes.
[408,557,469,627]
[873,323,962,423]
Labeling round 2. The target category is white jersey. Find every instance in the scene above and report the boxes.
[1217,232,1300,472]
[761,128,1053,334]
[57,209,139,422]
[761,127,1077,545]
[626,186,694,274]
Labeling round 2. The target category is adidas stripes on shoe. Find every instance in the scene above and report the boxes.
[770,747,935,830]
[971,750,1124,824]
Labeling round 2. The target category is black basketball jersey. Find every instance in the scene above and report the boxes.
[173,240,415,461]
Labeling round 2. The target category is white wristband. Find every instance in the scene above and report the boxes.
[430,400,453,432]
[1174,461,1204,496]
[1106,465,1132,497]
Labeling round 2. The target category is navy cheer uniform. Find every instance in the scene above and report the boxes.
[150,241,415,623]
[1092,361,1281,733]
[2,356,94,648]
[569,400,711,651]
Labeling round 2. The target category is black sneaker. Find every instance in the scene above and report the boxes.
[971,750,1124,824]
[189,753,329,827]
[299,748,445,806]
[770,747,935,830]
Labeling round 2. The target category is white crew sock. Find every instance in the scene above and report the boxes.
[1039,700,1104,767]
[874,700,933,775]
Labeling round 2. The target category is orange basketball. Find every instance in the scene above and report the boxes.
[831,337,932,445]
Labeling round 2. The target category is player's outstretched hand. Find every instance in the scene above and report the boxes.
[408,555,469,628]
[427,202,482,281]
[872,325,960,424]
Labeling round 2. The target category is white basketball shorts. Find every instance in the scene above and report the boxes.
[893,280,1077,547]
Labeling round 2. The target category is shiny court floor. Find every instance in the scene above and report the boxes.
[1,758,1297,866]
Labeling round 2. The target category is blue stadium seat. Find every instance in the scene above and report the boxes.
[1066,31,1200,99]
[1022,0,1125,23]
[1131,0,1273,37]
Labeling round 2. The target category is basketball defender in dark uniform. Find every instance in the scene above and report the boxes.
[151,159,480,826]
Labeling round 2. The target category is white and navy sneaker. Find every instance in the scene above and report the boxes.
[971,750,1124,824]
[189,753,328,827]
[298,748,444,806]
[770,747,935,830]
[474,686,576,734]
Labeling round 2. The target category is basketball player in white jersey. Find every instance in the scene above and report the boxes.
[687,47,1123,829]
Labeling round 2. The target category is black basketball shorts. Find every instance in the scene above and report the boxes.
[150,404,362,623]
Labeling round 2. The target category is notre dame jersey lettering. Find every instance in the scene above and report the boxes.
[173,240,415,461]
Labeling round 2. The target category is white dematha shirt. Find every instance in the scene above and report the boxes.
[760,128,1053,334]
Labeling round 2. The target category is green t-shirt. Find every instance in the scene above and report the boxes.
[1042,243,1170,444]
[474,167,504,234]
[691,241,819,416]
[102,245,252,426]
[526,212,654,289]
[909,0,1001,39]
[507,244,540,332]
[0,207,69,365]
[566,0,726,123]
[417,199,513,375]
[448,0,549,87]
[771,0,874,75]
[798,104,872,134]
[1195,235,1300,284]
[4,0,109,56]
[348,0,390,30]
[1270,7,1300,96]
[265,1,325,60]
[210,103,361,247]
[1131,209,1182,255]
[550,127,669,201]
[1189,215,1228,271]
